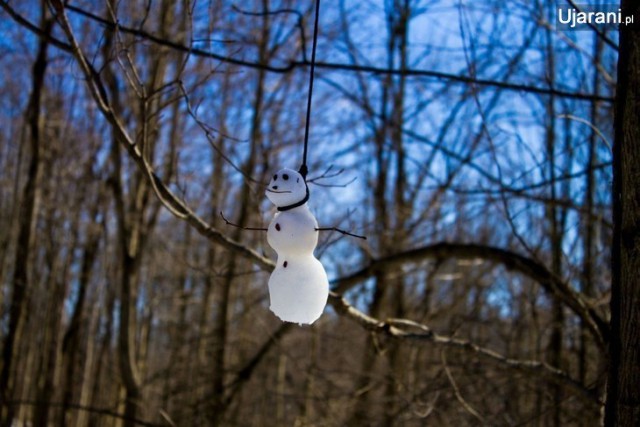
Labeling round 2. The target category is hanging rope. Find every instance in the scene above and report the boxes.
[299,0,321,180]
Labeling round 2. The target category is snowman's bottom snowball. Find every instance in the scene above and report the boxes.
[268,257,329,325]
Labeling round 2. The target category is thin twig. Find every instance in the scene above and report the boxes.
[315,226,366,240]
[441,350,487,424]
[557,114,612,153]
[307,165,358,188]
[177,81,261,186]
[231,4,308,62]
[565,0,619,51]
[310,177,357,188]
[220,211,267,231]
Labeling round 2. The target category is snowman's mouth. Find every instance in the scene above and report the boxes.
[266,189,292,194]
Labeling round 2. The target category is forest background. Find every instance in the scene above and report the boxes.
[0,0,637,426]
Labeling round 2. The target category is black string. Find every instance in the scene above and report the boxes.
[300,0,321,180]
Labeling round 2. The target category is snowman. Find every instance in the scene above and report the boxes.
[265,168,329,324]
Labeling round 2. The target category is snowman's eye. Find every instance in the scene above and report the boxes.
[283,174,289,180]
[273,174,278,181]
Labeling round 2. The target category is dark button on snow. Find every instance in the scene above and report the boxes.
[275,223,281,231]
[283,261,288,268]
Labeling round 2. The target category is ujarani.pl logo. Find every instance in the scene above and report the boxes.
[557,3,635,30]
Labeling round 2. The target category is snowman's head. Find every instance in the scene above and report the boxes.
[266,168,307,208]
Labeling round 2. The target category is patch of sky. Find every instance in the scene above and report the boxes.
[341,277,377,314]
[485,269,520,319]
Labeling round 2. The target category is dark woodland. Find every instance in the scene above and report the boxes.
[0,0,638,426]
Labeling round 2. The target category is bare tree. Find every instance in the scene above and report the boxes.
[0,2,52,425]
[605,1,640,425]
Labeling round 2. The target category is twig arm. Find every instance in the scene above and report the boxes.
[315,227,366,240]
[220,211,268,231]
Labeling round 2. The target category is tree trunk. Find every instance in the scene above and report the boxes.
[207,3,269,424]
[605,1,640,425]
[101,17,143,425]
[59,196,103,426]
[580,31,602,391]
[543,7,566,424]
[0,4,52,425]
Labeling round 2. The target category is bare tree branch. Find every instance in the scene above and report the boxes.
[441,351,487,424]
[328,292,602,407]
[45,0,274,273]
[332,242,608,346]
[0,1,612,103]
